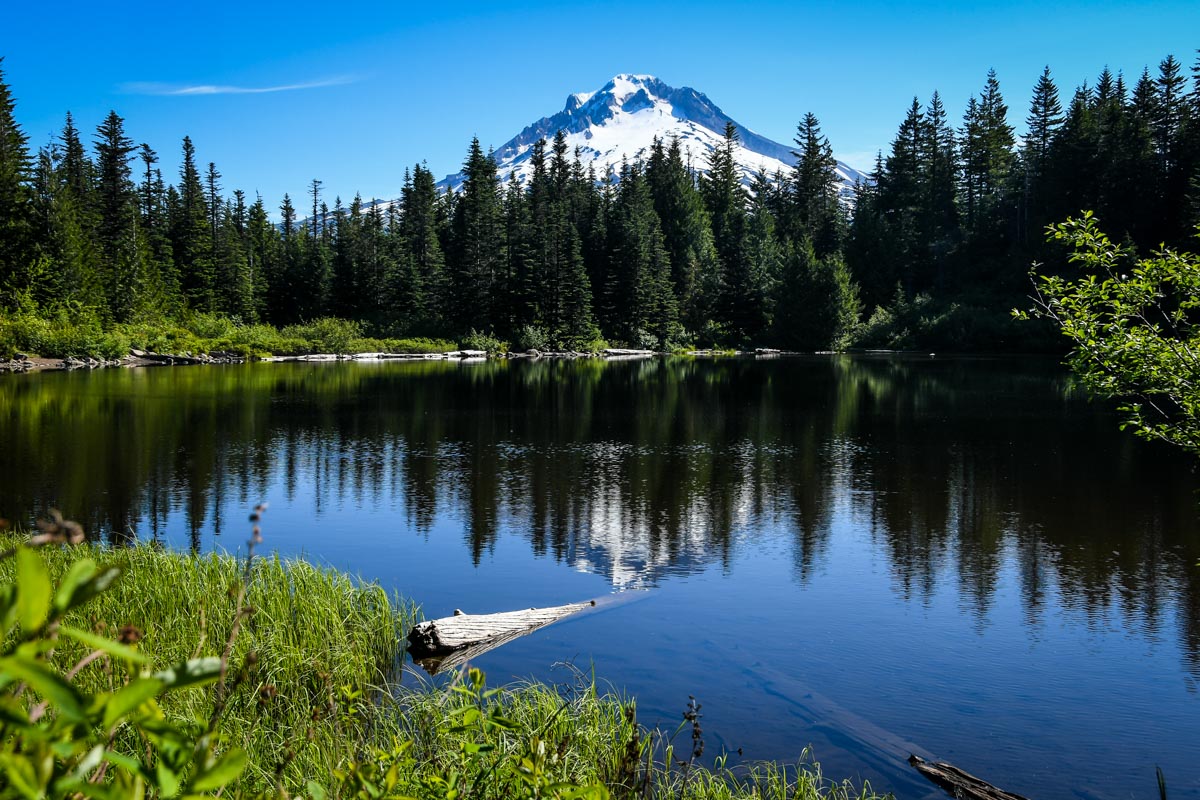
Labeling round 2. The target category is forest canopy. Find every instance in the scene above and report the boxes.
[2,53,1199,355]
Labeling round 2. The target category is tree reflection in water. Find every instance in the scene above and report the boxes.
[1,355,1197,672]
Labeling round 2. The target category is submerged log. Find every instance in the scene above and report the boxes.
[908,755,1032,800]
[407,600,596,675]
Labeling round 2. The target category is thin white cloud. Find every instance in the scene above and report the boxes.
[121,76,355,96]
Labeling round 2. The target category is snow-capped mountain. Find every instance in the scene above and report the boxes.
[438,73,868,198]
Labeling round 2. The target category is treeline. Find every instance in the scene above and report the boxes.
[1,53,1199,353]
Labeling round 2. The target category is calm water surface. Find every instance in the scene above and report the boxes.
[2,356,1198,800]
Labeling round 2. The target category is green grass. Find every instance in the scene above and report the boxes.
[0,310,459,359]
[0,536,416,791]
[0,534,888,799]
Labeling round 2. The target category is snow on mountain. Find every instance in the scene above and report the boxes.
[437,73,868,198]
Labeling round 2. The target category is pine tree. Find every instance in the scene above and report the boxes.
[293,180,331,320]
[878,98,924,292]
[1023,67,1063,243]
[1182,51,1200,235]
[701,122,758,342]
[172,136,213,311]
[245,194,277,322]
[30,147,87,307]
[0,57,38,310]
[788,112,844,256]
[845,154,896,312]
[960,71,1016,233]
[269,193,301,324]
[741,179,780,340]
[216,190,255,320]
[922,91,959,275]
[397,163,449,331]
[645,136,719,332]
[136,147,178,313]
[773,237,859,350]
[93,111,141,320]
[607,165,678,348]
[1156,55,1192,240]
[500,168,535,337]
[447,139,504,333]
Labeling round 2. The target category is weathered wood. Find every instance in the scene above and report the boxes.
[908,755,1032,800]
[602,348,657,357]
[407,601,596,675]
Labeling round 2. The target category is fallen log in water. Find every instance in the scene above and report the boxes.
[407,600,596,675]
[908,755,1032,800]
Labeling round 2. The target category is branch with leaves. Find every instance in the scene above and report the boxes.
[1016,213,1200,456]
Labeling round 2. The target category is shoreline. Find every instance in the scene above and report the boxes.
[0,346,804,374]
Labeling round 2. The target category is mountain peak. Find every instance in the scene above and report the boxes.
[440,75,868,196]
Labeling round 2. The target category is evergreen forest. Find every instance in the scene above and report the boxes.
[2,53,1199,355]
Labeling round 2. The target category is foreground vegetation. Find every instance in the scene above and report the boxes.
[0,514,888,799]
[1019,215,1200,456]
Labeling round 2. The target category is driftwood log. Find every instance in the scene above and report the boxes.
[908,755,1032,800]
[407,600,596,675]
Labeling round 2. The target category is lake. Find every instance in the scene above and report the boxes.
[1,355,1197,800]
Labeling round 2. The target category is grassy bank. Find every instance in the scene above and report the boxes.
[0,311,458,360]
[0,529,886,799]
[0,533,415,791]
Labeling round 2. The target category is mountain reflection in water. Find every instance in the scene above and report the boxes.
[2,356,1199,798]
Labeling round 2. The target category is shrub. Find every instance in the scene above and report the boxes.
[515,324,550,352]
[460,328,509,354]
[281,318,364,354]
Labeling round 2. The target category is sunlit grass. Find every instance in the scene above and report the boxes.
[1,533,888,799]
[0,535,416,790]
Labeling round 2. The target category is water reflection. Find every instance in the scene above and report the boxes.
[1,356,1198,672]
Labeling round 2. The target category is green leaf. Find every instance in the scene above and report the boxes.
[15,548,51,632]
[0,655,87,721]
[101,750,143,774]
[488,713,518,730]
[0,584,17,634]
[0,752,42,799]
[53,560,123,614]
[189,748,248,792]
[153,656,222,690]
[53,558,97,612]
[67,744,105,783]
[156,760,180,798]
[61,626,151,665]
[102,677,164,729]
[305,781,328,800]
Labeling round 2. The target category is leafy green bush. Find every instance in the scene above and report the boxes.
[181,312,239,342]
[347,337,456,354]
[280,318,364,354]
[1018,214,1200,454]
[0,518,251,797]
[577,335,610,354]
[515,325,550,352]
[460,329,509,354]
[0,311,130,359]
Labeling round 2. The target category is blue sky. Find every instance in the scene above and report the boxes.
[2,1,1196,209]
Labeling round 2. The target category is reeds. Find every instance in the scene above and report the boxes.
[1,524,888,799]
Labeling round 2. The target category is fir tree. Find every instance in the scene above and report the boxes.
[398,163,449,331]
[645,136,718,332]
[93,111,141,320]
[701,122,756,342]
[606,165,678,347]
[1023,67,1063,242]
[0,57,37,310]
[788,112,844,256]
[447,139,504,333]
[172,136,213,311]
